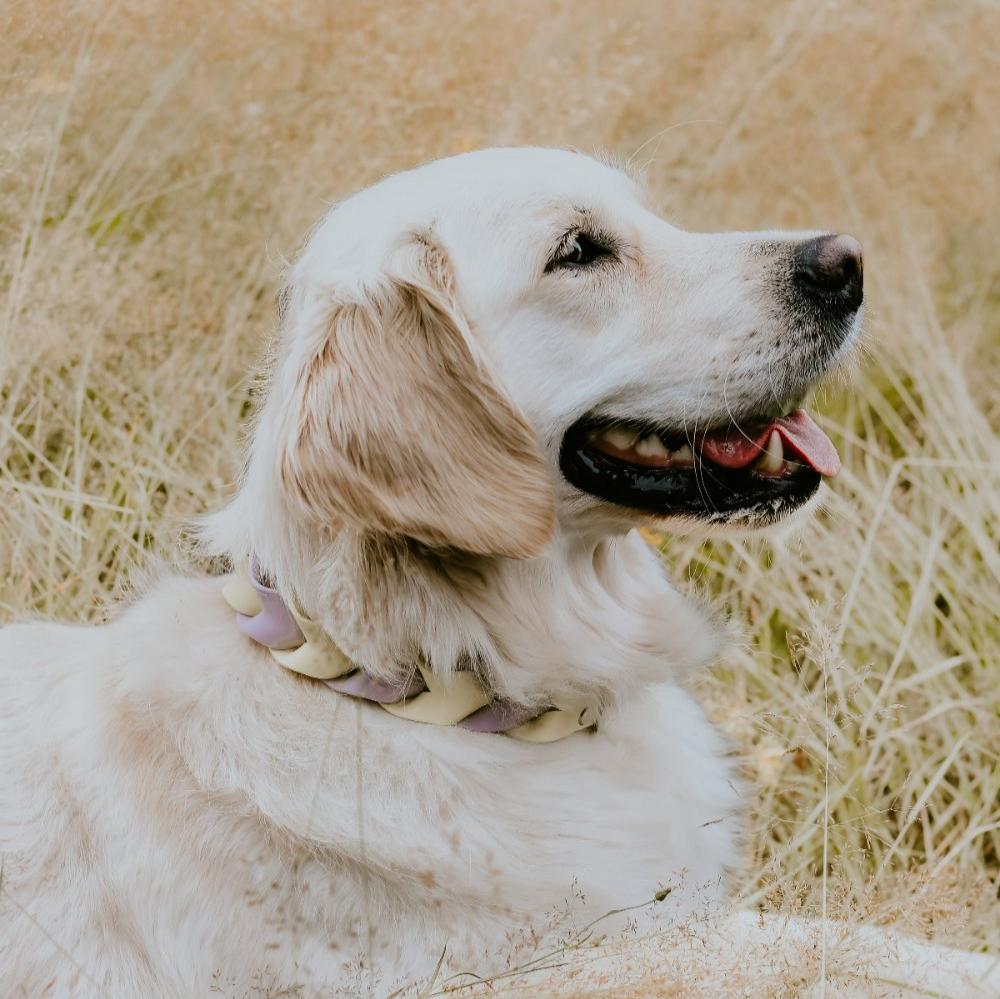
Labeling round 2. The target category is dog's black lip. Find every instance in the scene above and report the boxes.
[559,417,822,522]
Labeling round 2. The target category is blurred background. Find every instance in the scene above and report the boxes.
[2,0,998,949]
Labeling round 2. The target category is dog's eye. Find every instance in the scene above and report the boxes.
[547,231,612,271]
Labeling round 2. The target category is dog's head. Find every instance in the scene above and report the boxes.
[237,148,863,564]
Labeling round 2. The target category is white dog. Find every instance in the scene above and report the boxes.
[2,148,995,997]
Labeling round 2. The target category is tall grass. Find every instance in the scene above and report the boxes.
[2,0,998,982]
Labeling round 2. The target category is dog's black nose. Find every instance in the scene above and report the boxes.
[792,234,863,311]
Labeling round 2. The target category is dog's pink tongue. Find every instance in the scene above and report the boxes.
[699,410,841,476]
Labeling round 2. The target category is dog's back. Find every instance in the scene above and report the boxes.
[1,574,741,996]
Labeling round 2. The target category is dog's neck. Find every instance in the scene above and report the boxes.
[278,527,722,711]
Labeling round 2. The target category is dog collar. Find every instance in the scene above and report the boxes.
[221,559,598,744]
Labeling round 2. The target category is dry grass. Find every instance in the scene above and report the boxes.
[1,0,998,989]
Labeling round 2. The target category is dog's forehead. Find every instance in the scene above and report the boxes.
[412,147,638,205]
[302,148,641,276]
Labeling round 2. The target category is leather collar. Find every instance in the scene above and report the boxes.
[221,558,598,744]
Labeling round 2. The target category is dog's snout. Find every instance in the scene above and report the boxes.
[792,234,863,311]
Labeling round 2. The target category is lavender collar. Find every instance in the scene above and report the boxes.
[221,558,597,744]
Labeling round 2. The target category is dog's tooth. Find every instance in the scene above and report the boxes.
[673,444,694,464]
[635,434,670,458]
[603,427,639,450]
[756,430,784,474]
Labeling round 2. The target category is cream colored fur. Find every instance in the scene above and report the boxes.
[1,148,996,997]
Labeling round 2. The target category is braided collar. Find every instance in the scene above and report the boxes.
[221,558,598,744]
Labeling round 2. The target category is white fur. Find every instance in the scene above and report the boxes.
[2,148,994,997]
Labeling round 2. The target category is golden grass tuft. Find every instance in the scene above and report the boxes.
[2,0,998,988]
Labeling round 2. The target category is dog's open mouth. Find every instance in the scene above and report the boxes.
[559,409,840,525]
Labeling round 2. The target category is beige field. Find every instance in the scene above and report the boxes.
[1,0,998,994]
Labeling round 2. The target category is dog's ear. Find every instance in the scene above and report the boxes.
[273,236,556,559]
